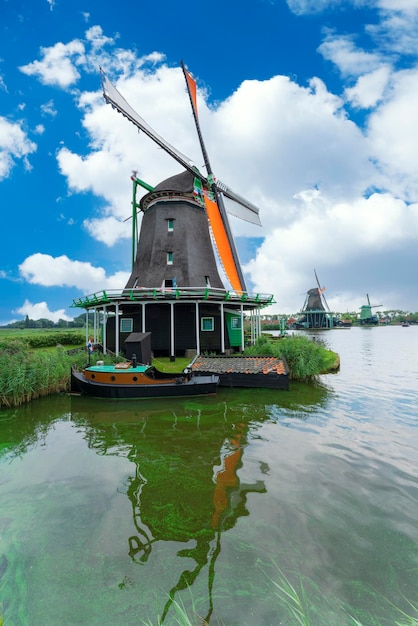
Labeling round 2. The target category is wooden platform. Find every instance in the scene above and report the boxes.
[191,355,289,390]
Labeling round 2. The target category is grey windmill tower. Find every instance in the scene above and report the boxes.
[298,270,334,329]
[72,64,274,358]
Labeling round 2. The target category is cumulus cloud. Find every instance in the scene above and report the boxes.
[14,299,72,323]
[18,253,130,293]
[19,40,85,88]
[245,191,418,311]
[0,117,37,179]
[319,33,384,78]
[345,65,391,108]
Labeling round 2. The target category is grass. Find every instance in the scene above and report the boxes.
[244,334,338,380]
[134,566,418,626]
[259,563,418,626]
[0,339,114,408]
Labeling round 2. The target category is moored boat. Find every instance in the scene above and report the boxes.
[70,362,219,399]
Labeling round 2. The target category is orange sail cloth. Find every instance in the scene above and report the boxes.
[184,70,198,117]
[204,193,243,293]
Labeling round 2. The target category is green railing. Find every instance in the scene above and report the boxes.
[71,287,275,309]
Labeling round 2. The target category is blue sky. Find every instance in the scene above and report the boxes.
[1,0,418,324]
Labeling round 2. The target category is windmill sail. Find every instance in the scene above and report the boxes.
[101,70,196,176]
[180,61,248,292]
[203,192,244,292]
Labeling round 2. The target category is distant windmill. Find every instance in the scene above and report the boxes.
[359,294,382,325]
[298,269,334,329]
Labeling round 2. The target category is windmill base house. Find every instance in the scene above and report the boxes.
[72,170,275,360]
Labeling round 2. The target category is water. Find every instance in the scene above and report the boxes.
[1,326,417,625]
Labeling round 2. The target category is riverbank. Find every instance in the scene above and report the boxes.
[0,333,338,408]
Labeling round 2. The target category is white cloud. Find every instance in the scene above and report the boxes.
[14,300,72,323]
[0,72,7,92]
[40,99,57,117]
[19,40,85,88]
[19,253,130,293]
[366,67,418,200]
[319,34,383,78]
[345,65,391,108]
[0,117,37,179]
[83,216,131,246]
[245,191,418,313]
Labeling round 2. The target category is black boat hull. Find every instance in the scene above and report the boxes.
[71,368,219,399]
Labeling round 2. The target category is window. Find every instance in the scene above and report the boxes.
[120,318,133,333]
[201,317,214,332]
[167,251,173,265]
[163,277,177,289]
[231,317,241,329]
[167,218,174,232]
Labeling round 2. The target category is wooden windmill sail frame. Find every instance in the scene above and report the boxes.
[100,64,262,294]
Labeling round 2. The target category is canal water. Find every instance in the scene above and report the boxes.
[0,326,417,625]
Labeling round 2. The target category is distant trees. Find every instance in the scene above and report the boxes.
[1,313,92,330]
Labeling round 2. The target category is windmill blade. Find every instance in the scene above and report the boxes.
[101,69,262,226]
[314,268,322,291]
[314,269,331,311]
[216,180,261,226]
[322,293,331,312]
[101,69,202,181]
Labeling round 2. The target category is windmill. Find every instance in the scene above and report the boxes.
[298,269,334,329]
[100,63,261,294]
[90,63,274,357]
[359,294,382,325]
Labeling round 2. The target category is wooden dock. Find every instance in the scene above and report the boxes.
[191,355,289,390]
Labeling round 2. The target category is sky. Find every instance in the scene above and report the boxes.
[1,0,418,324]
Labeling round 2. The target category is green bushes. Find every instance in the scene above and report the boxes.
[0,330,85,350]
[244,334,336,380]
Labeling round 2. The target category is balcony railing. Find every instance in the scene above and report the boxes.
[72,287,275,308]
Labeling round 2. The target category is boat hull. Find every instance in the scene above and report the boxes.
[71,367,219,399]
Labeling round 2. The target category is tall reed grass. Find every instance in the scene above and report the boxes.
[244,334,336,380]
[0,339,111,408]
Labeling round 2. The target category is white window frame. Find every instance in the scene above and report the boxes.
[201,317,214,332]
[231,317,241,329]
[120,318,133,333]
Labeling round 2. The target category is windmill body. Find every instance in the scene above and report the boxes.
[71,66,274,357]
[358,294,382,325]
[295,271,335,329]
[125,170,225,291]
